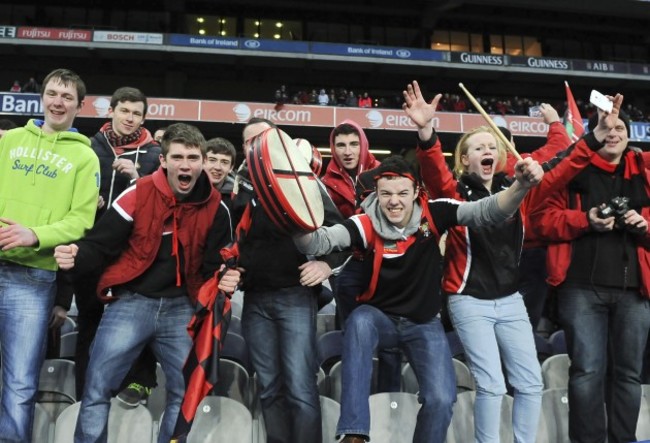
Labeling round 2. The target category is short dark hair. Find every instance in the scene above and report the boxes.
[0,119,17,131]
[371,155,420,189]
[245,117,276,129]
[332,123,360,139]
[110,86,148,116]
[497,126,512,143]
[160,123,206,156]
[206,137,236,162]
[40,68,86,104]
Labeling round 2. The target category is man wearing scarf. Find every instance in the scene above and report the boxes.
[296,151,543,443]
[531,101,650,443]
[73,86,162,403]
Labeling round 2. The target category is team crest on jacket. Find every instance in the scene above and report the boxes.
[419,221,430,237]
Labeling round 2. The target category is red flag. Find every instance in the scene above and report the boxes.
[172,258,233,439]
[172,203,252,440]
[564,81,584,142]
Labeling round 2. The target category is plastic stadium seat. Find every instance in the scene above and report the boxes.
[445,391,515,443]
[316,313,337,340]
[32,402,53,443]
[446,330,467,361]
[59,331,78,359]
[535,388,570,443]
[402,358,475,395]
[368,392,419,443]
[145,363,166,423]
[317,366,328,396]
[320,395,340,442]
[541,353,570,390]
[636,384,650,440]
[534,332,553,363]
[317,330,343,374]
[60,316,77,335]
[221,332,252,375]
[328,358,379,404]
[211,359,251,409]
[54,399,154,443]
[229,314,242,336]
[549,329,567,355]
[37,359,76,422]
[186,396,253,443]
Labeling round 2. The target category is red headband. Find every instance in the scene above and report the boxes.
[374,171,416,182]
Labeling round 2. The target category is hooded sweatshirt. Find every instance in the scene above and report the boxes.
[0,119,100,270]
[321,119,380,218]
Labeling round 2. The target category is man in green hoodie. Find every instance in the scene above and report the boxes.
[0,68,100,442]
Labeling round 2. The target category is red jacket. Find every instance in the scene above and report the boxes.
[530,148,650,298]
[98,168,222,302]
[321,119,380,218]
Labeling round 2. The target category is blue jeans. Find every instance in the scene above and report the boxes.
[448,293,543,443]
[557,284,650,443]
[0,262,55,443]
[74,292,193,443]
[242,286,321,443]
[337,304,456,443]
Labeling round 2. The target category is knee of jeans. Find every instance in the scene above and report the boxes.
[346,309,378,339]
[418,386,456,413]
[475,380,507,397]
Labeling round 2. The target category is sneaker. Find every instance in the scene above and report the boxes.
[116,383,152,407]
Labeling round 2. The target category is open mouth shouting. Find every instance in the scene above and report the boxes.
[480,157,494,175]
[177,173,194,191]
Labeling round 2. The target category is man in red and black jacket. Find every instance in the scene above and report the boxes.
[54,123,239,443]
[530,96,650,443]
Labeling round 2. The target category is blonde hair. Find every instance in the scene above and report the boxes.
[453,125,507,177]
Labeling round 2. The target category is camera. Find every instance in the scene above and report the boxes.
[597,196,630,224]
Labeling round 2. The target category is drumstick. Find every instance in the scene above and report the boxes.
[458,83,523,162]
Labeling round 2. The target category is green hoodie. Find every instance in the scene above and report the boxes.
[0,119,100,270]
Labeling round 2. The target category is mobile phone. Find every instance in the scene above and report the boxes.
[590,89,613,113]
[528,106,542,118]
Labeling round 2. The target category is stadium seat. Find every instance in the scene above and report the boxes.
[446,330,466,361]
[145,363,166,423]
[53,399,154,443]
[211,358,251,409]
[229,314,242,336]
[186,396,253,443]
[37,359,76,422]
[328,358,379,403]
[444,391,515,443]
[536,387,570,443]
[32,402,53,443]
[60,316,77,335]
[317,330,343,374]
[541,353,570,390]
[367,392,419,442]
[59,331,78,359]
[230,300,243,319]
[316,312,337,340]
[636,384,650,440]
[320,395,340,442]
[221,331,252,375]
[402,358,475,395]
[317,366,328,396]
[549,329,567,355]
[534,332,553,363]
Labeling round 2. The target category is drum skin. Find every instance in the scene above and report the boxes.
[247,128,324,233]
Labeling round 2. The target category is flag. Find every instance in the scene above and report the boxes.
[172,260,233,440]
[564,81,584,142]
[172,203,252,440]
